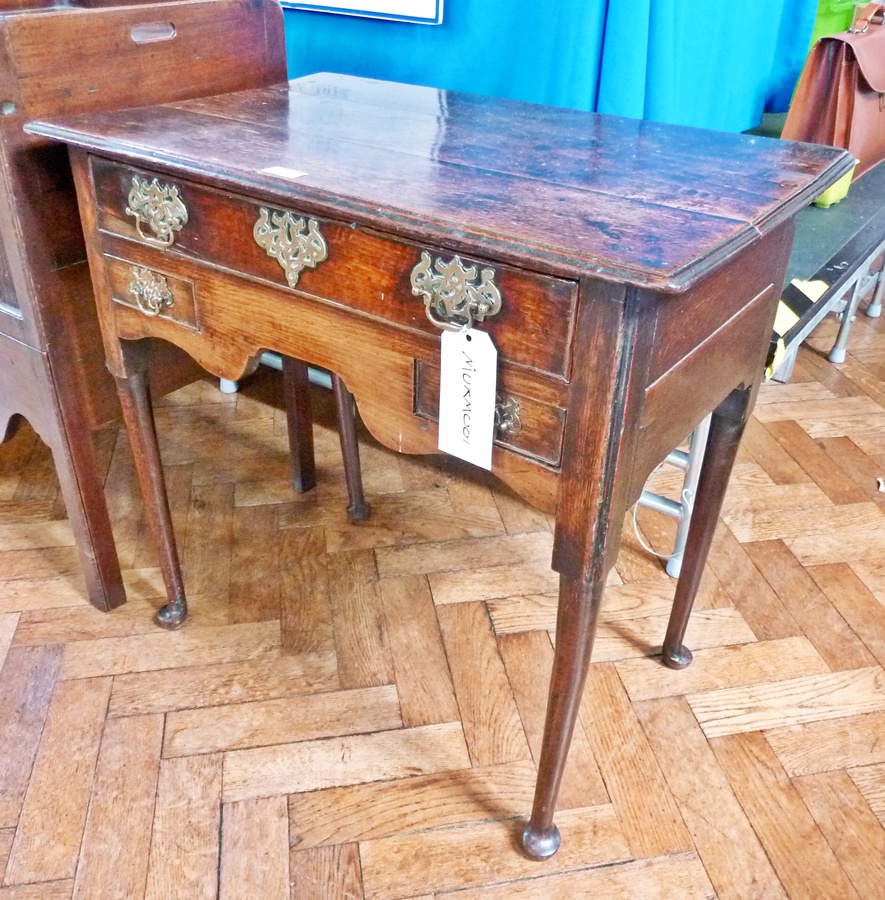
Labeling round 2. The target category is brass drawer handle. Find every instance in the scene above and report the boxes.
[126,176,188,248]
[129,266,174,316]
[495,396,521,437]
[410,251,503,332]
[253,208,328,288]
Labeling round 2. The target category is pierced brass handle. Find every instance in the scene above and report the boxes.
[410,250,503,332]
[129,266,174,316]
[253,208,328,288]
[125,175,188,248]
[494,396,521,437]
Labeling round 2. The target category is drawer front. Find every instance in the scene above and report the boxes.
[414,361,566,467]
[105,255,200,331]
[90,157,578,379]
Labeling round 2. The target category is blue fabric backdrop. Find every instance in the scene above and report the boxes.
[596,0,819,130]
[283,0,818,132]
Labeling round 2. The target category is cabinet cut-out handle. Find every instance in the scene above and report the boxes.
[130,22,176,44]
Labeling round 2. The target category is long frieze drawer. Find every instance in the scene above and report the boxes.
[104,255,200,331]
[414,361,566,467]
[89,157,578,379]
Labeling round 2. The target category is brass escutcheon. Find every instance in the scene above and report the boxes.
[494,395,522,437]
[126,175,188,248]
[410,250,503,331]
[129,266,174,317]
[253,207,328,288]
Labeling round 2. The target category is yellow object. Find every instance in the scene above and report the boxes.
[813,164,856,207]
[766,300,802,378]
[788,278,828,303]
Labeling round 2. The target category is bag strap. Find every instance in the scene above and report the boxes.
[849,2,885,33]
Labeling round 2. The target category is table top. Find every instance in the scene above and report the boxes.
[26,73,853,292]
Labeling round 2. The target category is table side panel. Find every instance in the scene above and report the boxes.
[647,232,792,385]
[631,222,796,496]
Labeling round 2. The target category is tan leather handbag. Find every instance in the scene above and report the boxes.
[782,2,885,177]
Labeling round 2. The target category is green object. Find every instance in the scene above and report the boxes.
[809,0,856,45]
[814,164,857,207]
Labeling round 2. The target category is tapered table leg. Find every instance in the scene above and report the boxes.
[662,387,753,669]
[332,374,370,522]
[115,369,188,629]
[522,574,605,859]
[281,356,317,494]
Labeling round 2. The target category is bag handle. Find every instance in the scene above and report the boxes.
[849,2,885,33]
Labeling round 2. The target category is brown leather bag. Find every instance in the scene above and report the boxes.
[782,2,885,177]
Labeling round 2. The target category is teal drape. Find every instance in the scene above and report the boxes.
[283,0,817,132]
[283,0,609,110]
[596,0,819,131]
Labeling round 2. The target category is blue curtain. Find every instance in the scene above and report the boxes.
[284,0,609,110]
[283,0,818,132]
[596,0,819,131]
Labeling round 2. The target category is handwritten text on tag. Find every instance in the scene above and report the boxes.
[438,328,497,470]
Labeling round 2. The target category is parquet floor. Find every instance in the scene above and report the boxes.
[1,309,885,899]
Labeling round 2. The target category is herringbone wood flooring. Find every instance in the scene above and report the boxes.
[1,310,885,899]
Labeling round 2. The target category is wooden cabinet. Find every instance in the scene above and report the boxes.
[0,0,286,609]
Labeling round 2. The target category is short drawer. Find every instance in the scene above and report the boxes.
[414,361,566,467]
[89,156,578,379]
[104,255,200,331]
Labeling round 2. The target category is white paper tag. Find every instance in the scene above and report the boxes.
[438,328,497,470]
[261,165,308,180]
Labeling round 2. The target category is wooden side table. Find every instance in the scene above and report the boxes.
[30,74,854,856]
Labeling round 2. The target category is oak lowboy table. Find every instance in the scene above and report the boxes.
[28,74,852,858]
